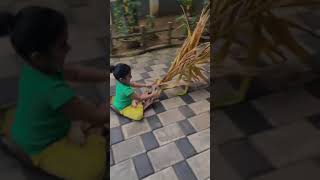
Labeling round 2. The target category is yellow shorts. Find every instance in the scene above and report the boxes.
[111,96,144,121]
[31,135,106,180]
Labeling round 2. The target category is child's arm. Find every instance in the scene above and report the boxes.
[130,82,154,88]
[63,65,106,83]
[59,97,108,126]
[131,91,157,102]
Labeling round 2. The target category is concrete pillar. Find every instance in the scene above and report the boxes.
[149,0,159,16]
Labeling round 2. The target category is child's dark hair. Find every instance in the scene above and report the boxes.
[0,6,67,61]
[110,63,131,80]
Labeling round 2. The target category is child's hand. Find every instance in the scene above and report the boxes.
[146,81,158,88]
[146,83,153,88]
[132,100,138,108]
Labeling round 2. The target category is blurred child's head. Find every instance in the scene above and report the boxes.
[0,6,70,73]
[110,63,132,84]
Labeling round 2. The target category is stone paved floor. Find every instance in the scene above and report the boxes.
[109,48,211,180]
[213,6,320,180]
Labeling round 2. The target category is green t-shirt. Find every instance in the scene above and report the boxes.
[11,64,75,156]
[113,81,134,111]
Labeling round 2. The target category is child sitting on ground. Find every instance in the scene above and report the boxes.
[110,63,159,121]
[0,7,107,180]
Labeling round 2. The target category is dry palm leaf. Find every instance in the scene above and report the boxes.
[152,4,210,96]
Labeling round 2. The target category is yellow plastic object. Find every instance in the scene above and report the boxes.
[31,134,106,180]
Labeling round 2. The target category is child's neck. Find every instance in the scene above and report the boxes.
[29,62,61,76]
[118,80,130,86]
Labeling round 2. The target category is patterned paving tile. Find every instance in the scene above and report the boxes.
[141,132,159,151]
[133,153,154,179]
[252,160,320,180]
[148,142,184,172]
[110,127,124,145]
[110,159,138,180]
[112,136,145,163]
[173,161,197,180]
[187,149,210,180]
[220,139,275,179]
[188,112,210,131]
[223,102,273,136]
[142,167,179,180]
[188,128,210,153]
[146,115,163,130]
[251,121,320,168]
[157,108,186,126]
[122,121,151,140]
[153,123,185,146]
[160,96,186,110]
[178,120,197,136]
[175,138,197,159]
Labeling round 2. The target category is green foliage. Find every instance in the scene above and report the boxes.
[124,0,141,31]
[145,15,156,30]
[176,15,198,35]
[177,0,193,8]
[113,0,129,36]
[112,0,141,35]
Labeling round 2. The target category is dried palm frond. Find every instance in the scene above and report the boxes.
[153,4,210,95]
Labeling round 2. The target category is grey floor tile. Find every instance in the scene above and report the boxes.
[148,142,184,172]
[214,110,245,145]
[146,115,163,130]
[180,94,195,104]
[212,148,244,180]
[178,105,196,118]
[178,120,196,136]
[252,160,320,180]
[220,139,275,179]
[141,132,159,151]
[251,121,320,168]
[140,72,151,79]
[110,127,124,145]
[151,102,166,114]
[133,153,154,179]
[144,66,153,72]
[158,92,169,101]
[118,115,131,125]
[110,159,138,180]
[110,149,114,166]
[223,102,273,135]
[173,161,197,180]
[175,138,197,159]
